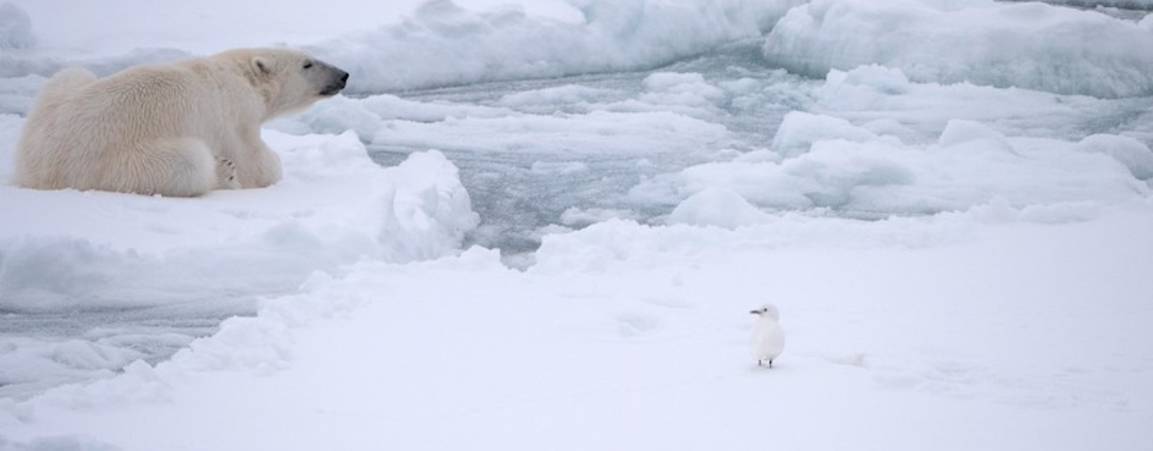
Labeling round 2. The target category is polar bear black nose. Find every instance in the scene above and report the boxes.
[340,71,349,83]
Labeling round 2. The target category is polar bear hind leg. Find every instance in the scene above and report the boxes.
[102,138,218,197]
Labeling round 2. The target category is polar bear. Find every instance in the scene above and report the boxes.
[14,48,349,196]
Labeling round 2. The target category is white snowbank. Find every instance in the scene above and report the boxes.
[763,0,1153,98]
[315,0,806,92]
[0,130,477,313]
[4,204,1152,450]
[632,112,1150,215]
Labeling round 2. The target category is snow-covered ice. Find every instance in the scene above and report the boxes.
[1,0,1152,449]
[3,207,1152,450]
[763,0,1153,97]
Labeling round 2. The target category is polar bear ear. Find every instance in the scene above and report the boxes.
[251,57,272,76]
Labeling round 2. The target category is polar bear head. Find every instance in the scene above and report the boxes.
[217,48,349,118]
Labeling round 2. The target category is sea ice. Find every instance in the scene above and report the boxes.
[764,0,1153,97]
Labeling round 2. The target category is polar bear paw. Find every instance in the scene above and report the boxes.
[216,157,241,189]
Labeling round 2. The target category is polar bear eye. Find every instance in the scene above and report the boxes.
[302,61,314,70]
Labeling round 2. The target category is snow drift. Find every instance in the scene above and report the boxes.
[314,0,807,93]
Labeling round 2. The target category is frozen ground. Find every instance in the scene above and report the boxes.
[1,0,1152,449]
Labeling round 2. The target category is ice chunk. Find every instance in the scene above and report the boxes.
[764,0,1153,98]
[937,119,1013,150]
[0,2,34,49]
[632,121,1148,216]
[771,111,882,157]
[667,188,773,229]
[1077,134,1153,179]
[813,65,1153,146]
[560,207,641,227]
[825,64,911,95]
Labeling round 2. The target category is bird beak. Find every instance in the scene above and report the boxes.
[749,310,759,315]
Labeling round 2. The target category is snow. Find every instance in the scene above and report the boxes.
[2,0,1153,448]
[3,206,1152,450]
[763,0,1153,98]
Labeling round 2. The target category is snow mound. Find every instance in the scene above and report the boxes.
[631,113,1149,215]
[0,2,33,50]
[763,0,1153,98]
[315,0,806,92]
[0,130,478,312]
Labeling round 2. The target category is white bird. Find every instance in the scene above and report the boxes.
[750,304,785,368]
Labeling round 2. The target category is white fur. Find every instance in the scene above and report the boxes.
[14,48,343,197]
[751,304,785,368]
